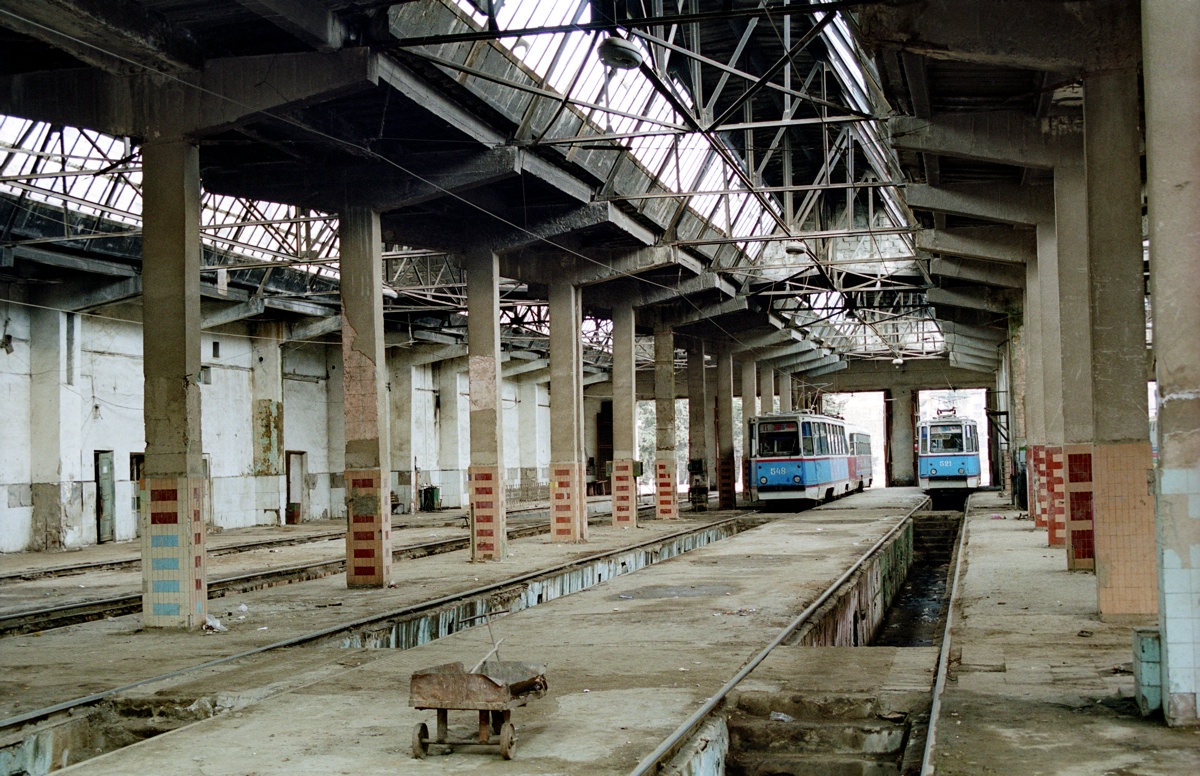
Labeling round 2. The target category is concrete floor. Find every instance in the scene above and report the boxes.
[4,488,1198,774]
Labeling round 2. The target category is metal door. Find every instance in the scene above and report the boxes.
[95,451,115,543]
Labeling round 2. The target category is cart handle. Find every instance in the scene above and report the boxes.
[470,638,505,674]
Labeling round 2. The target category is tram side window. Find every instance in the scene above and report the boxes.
[816,424,829,455]
[801,422,815,456]
[920,426,929,455]
[965,425,977,453]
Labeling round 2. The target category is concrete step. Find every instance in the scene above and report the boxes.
[727,751,902,776]
[733,691,883,721]
[728,716,908,756]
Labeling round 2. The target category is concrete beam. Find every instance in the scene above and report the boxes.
[730,327,803,353]
[948,351,999,373]
[376,57,592,203]
[203,147,523,213]
[944,335,1001,360]
[382,202,652,255]
[501,245,701,288]
[758,339,819,365]
[285,315,340,342]
[0,0,203,74]
[906,183,1053,226]
[391,343,467,366]
[502,357,550,377]
[859,0,1140,74]
[34,276,142,312]
[801,360,848,378]
[926,286,1011,314]
[891,112,1079,170]
[930,256,1024,288]
[202,297,265,329]
[0,48,377,137]
[917,226,1035,265]
[234,0,348,52]
[626,271,738,308]
[264,297,337,318]
[774,347,832,372]
[412,329,460,346]
[793,354,844,374]
[672,296,750,327]
[13,245,136,277]
[940,320,1007,343]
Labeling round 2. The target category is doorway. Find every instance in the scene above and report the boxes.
[95,451,115,544]
[917,388,991,486]
[286,451,308,524]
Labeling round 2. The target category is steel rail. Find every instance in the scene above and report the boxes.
[629,495,930,776]
[0,512,750,734]
[920,492,973,775]
[0,505,653,636]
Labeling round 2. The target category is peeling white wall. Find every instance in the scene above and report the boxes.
[0,304,32,552]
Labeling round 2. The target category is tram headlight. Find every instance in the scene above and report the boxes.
[958,467,965,474]
[929,468,937,475]
[759,476,768,485]
[793,475,802,483]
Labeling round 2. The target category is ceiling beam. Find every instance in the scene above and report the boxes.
[929,256,1024,289]
[859,0,1140,74]
[890,112,1078,170]
[917,226,1035,265]
[926,286,1010,314]
[233,0,348,52]
[906,183,1053,226]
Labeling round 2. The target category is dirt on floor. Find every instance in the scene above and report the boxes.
[934,492,1200,775]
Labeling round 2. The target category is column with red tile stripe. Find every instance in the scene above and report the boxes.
[1064,445,1095,571]
[611,460,637,527]
[1044,446,1066,547]
[346,470,390,586]
[469,466,507,559]
[655,458,679,520]
[141,476,206,628]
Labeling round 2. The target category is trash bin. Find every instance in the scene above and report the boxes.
[420,486,440,512]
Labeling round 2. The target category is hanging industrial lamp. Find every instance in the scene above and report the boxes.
[597,35,642,70]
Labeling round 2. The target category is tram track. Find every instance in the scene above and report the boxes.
[629,494,956,776]
[0,512,759,765]
[0,505,653,639]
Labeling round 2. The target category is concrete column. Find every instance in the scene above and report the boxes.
[1082,70,1157,615]
[549,280,586,542]
[250,323,286,524]
[139,139,207,628]
[390,354,417,516]
[687,340,709,510]
[1144,0,1200,726]
[759,363,776,414]
[887,387,915,486]
[339,207,391,587]
[29,309,82,551]
[1025,240,1046,526]
[778,371,793,413]
[610,299,638,526]
[715,348,736,509]
[437,362,467,508]
[516,380,544,501]
[740,359,758,504]
[654,321,678,519]
[466,251,507,559]
[1046,159,1091,552]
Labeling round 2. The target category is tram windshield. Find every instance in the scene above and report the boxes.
[757,421,800,456]
[923,423,964,454]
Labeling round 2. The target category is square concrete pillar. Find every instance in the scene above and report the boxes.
[1144,0,1200,726]
[139,139,207,628]
[759,363,776,414]
[1083,70,1157,616]
[550,280,587,542]
[887,387,915,487]
[715,348,736,509]
[466,251,507,559]
[654,321,678,520]
[687,340,709,510]
[778,371,793,413]
[339,208,392,586]
[610,299,638,526]
[250,322,286,524]
[740,359,758,504]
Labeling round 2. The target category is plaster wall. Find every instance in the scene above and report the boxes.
[0,305,32,552]
[282,345,335,520]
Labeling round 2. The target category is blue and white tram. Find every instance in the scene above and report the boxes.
[749,412,873,502]
[917,412,981,491]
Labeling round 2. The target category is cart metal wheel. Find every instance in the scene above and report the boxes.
[412,722,429,759]
[499,722,517,760]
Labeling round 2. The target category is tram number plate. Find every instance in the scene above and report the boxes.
[768,467,788,475]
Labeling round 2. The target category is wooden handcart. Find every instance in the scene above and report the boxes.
[409,659,548,760]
